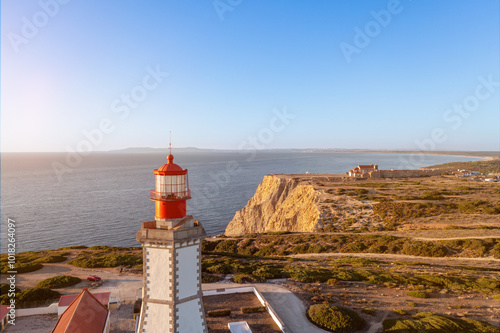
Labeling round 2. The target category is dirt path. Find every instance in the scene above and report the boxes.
[290,252,500,265]
[367,311,389,333]
[412,236,500,241]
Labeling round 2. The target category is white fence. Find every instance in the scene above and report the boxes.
[17,303,58,317]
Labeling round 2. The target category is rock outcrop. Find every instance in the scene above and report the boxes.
[224,175,321,236]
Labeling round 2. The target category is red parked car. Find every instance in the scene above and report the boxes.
[87,275,101,282]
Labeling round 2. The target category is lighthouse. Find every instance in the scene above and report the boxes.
[136,153,208,333]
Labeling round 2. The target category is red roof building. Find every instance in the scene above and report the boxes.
[1,305,10,331]
[52,289,110,333]
[348,164,378,177]
[58,291,110,313]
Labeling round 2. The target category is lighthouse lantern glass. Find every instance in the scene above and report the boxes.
[155,174,188,198]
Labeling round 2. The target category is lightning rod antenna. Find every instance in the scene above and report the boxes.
[169,131,172,155]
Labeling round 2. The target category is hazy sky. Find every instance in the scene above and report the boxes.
[1,0,499,152]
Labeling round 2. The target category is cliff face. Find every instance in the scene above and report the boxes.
[225,175,321,236]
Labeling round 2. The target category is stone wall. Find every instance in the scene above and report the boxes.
[368,169,442,178]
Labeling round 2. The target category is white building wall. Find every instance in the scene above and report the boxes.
[176,299,205,332]
[176,244,199,300]
[146,246,173,301]
[142,303,172,332]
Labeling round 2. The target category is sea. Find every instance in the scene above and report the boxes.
[0,151,482,253]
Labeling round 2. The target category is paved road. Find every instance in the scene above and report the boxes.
[255,284,328,333]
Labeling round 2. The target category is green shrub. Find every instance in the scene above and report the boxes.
[362,308,375,315]
[237,245,257,256]
[327,278,338,285]
[394,309,408,315]
[408,302,417,307]
[232,274,262,284]
[332,269,362,282]
[402,241,448,257]
[201,273,221,283]
[201,240,220,252]
[241,306,266,313]
[0,283,20,295]
[307,304,366,332]
[68,253,141,268]
[383,312,499,332]
[36,275,81,289]
[287,267,332,283]
[308,244,326,253]
[17,288,60,302]
[406,291,430,299]
[214,240,238,253]
[493,295,500,300]
[34,255,67,263]
[421,191,444,200]
[292,244,310,254]
[252,266,283,280]
[2,288,61,307]
[58,245,88,250]
[458,200,500,214]
[254,245,276,256]
[207,309,231,317]
[1,262,43,274]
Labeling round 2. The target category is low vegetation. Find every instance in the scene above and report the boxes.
[0,250,69,274]
[241,306,266,313]
[207,309,231,317]
[201,273,221,283]
[0,288,61,308]
[0,262,43,274]
[201,255,499,294]
[307,304,366,332]
[383,312,499,333]
[203,234,500,259]
[36,275,81,289]
[0,283,20,295]
[67,246,142,268]
[429,159,500,174]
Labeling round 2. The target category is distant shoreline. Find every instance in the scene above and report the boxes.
[2,149,498,161]
[308,150,497,161]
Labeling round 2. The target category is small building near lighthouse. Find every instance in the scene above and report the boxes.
[136,153,208,333]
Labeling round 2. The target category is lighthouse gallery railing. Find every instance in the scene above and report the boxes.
[150,189,191,200]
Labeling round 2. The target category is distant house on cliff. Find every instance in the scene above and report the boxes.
[348,164,378,177]
[453,170,480,177]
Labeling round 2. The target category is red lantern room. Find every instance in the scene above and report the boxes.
[150,154,191,220]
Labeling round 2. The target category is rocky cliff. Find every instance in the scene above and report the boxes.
[224,173,384,236]
[224,175,322,236]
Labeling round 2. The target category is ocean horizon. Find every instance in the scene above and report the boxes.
[0,151,483,253]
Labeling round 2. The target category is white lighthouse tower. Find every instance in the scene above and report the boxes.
[136,152,208,333]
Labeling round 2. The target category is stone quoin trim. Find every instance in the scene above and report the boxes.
[138,154,207,332]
